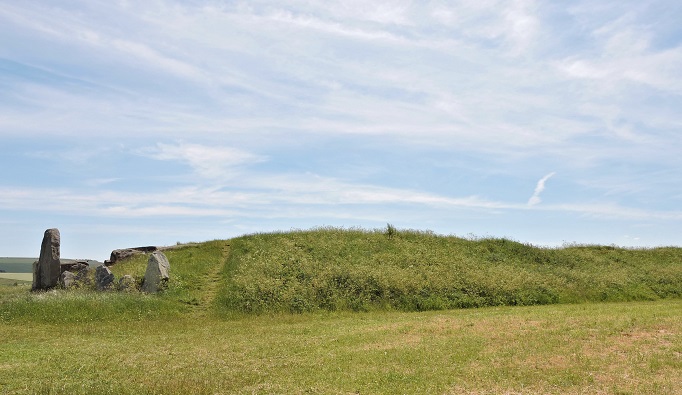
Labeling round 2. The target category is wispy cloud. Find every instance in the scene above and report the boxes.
[2,173,681,222]
[528,172,556,206]
[139,143,266,179]
[1,1,681,252]
[1,0,677,161]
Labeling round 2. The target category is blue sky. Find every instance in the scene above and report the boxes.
[1,1,681,260]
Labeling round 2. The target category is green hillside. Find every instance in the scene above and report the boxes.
[2,227,681,321]
[215,227,682,314]
[2,228,681,394]
[0,258,36,273]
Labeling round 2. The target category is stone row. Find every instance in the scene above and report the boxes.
[32,228,169,293]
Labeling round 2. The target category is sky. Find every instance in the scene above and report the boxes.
[1,1,681,261]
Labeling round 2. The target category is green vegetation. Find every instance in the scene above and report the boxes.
[217,227,682,314]
[107,240,228,309]
[1,301,680,394]
[0,273,32,282]
[1,227,681,394]
[0,278,29,287]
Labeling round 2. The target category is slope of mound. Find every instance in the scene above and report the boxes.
[216,227,682,314]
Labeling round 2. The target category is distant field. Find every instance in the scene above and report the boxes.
[0,258,33,286]
[0,258,35,273]
[0,258,101,276]
[0,273,33,282]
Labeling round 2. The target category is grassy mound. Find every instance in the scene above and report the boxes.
[2,227,681,319]
[2,230,681,394]
[216,227,682,314]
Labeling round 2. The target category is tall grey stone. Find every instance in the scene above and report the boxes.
[61,271,77,289]
[32,228,61,291]
[95,265,115,291]
[141,252,170,293]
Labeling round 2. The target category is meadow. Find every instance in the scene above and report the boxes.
[1,227,681,394]
[0,258,34,286]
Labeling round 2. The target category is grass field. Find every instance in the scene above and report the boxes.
[0,273,32,282]
[1,300,680,394]
[1,228,681,394]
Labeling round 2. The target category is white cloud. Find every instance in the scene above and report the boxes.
[110,39,209,83]
[1,0,681,251]
[528,172,556,206]
[3,172,682,223]
[502,0,540,55]
[84,178,121,187]
[1,0,675,161]
[558,8,682,94]
[140,142,266,179]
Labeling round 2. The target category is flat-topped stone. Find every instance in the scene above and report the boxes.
[105,246,158,266]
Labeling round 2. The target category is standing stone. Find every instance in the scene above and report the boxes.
[61,271,77,289]
[95,265,115,291]
[32,228,61,291]
[141,252,170,293]
[118,275,137,292]
[75,267,91,286]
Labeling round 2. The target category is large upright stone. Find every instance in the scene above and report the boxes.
[32,228,61,291]
[141,252,170,293]
[95,265,115,291]
[61,271,77,289]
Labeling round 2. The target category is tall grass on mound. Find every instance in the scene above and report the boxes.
[216,227,682,314]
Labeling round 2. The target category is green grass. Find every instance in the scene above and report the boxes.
[1,227,681,394]
[217,227,682,314]
[0,273,33,282]
[1,300,680,394]
[107,240,228,308]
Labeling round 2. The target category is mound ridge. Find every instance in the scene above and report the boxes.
[213,228,682,314]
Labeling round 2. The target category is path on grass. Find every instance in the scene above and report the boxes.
[193,240,230,314]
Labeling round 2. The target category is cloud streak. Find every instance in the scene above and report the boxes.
[528,172,556,206]
[2,172,681,223]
